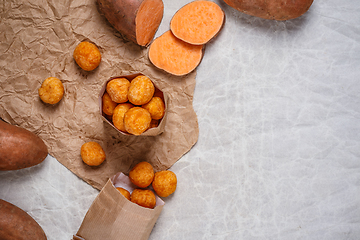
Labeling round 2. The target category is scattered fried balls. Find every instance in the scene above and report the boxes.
[128,75,155,105]
[102,92,118,116]
[38,77,64,104]
[129,161,154,188]
[80,141,106,166]
[131,189,156,209]
[124,107,151,135]
[152,170,177,197]
[106,78,131,103]
[112,103,134,132]
[73,41,101,71]
[142,96,165,120]
[116,187,131,201]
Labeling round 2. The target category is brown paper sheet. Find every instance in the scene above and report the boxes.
[0,0,199,190]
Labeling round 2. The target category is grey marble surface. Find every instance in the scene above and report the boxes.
[1,0,360,239]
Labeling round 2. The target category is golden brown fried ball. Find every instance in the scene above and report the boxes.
[153,87,164,100]
[129,161,154,188]
[116,187,131,201]
[102,92,118,116]
[38,77,64,104]
[152,170,177,197]
[106,78,130,103]
[149,119,159,129]
[128,75,155,105]
[112,103,134,132]
[142,96,165,120]
[131,189,156,209]
[124,107,151,135]
[73,41,101,71]
[80,141,106,167]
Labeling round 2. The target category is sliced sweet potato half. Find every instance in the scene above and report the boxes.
[170,0,225,45]
[97,0,164,46]
[148,30,204,76]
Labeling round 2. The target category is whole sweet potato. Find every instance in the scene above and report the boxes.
[0,120,48,171]
[97,0,164,46]
[0,199,47,240]
[223,0,314,20]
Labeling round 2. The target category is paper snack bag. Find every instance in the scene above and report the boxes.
[74,173,165,240]
[99,73,168,136]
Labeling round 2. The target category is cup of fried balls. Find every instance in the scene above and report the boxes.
[116,161,177,209]
[100,74,166,136]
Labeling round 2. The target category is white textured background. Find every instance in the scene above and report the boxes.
[1,0,360,239]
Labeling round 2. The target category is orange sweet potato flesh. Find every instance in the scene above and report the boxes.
[0,120,48,171]
[223,0,314,21]
[170,1,225,45]
[97,0,164,46]
[0,199,47,240]
[148,30,204,76]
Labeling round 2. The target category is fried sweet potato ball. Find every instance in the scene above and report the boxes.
[106,78,131,103]
[116,187,131,201]
[152,170,177,197]
[38,77,64,104]
[142,96,165,120]
[73,41,101,71]
[124,107,151,135]
[153,87,164,100]
[129,161,154,188]
[102,92,118,116]
[128,75,155,105]
[80,141,106,167]
[112,103,134,132]
[131,189,156,209]
[149,119,159,129]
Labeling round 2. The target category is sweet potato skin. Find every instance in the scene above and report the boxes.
[97,0,138,44]
[0,199,47,240]
[223,0,314,20]
[97,0,163,46]
[0,120,48,171]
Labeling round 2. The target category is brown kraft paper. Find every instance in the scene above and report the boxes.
[0,0,199,190]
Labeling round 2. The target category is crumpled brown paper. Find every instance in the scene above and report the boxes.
[0,0,199,190]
